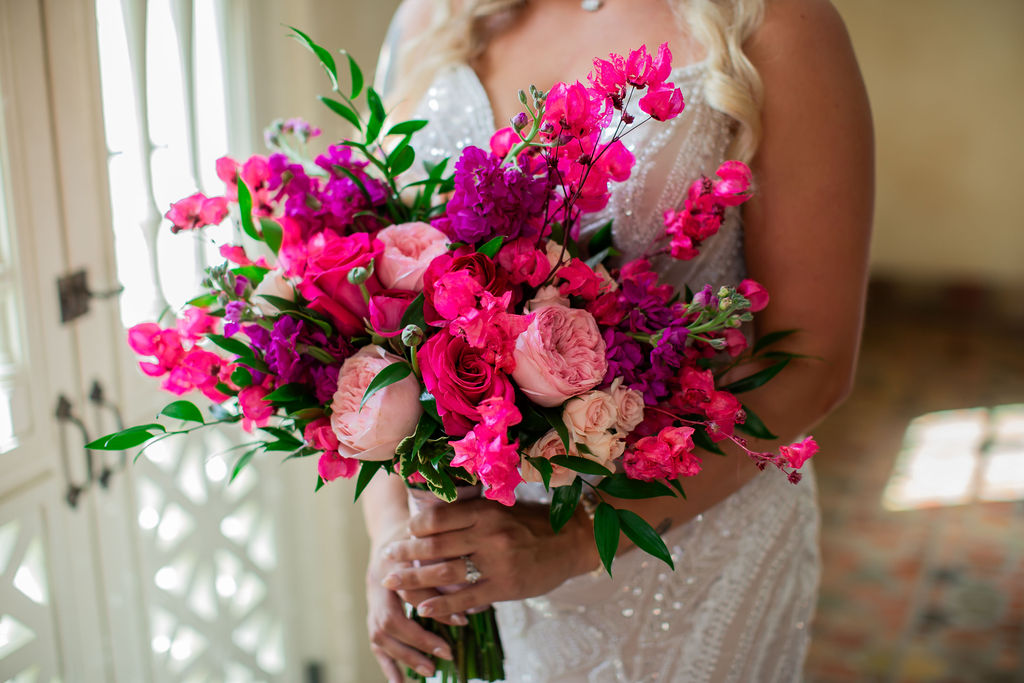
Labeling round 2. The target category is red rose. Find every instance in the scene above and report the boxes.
[417,329,514,436]
[297,230,382,335]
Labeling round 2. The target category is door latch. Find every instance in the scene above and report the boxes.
[57,269,124,323]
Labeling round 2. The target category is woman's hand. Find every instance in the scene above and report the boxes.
[381,498,599,619]
[366,523,460,682]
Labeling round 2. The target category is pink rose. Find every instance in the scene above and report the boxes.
[496,237,550,287]
[738,279,769,313]
[298,231,382,335]
[330,345,422,460]
[779,436,818,469]
[376,222,449,292]
[304,416,340,452]
[369,290,417,337]
[512,305,608,407]
[609,377,645,433]
[521,430,577,488]
[418,330,514,436]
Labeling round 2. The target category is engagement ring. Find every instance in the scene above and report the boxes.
[463,555,482,584]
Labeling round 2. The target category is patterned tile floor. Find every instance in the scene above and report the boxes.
[804,283,1024,683]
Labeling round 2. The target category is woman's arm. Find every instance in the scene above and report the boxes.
[382,0,873,619]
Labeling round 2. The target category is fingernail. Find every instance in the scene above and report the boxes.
[451,613,468,626]
[418,604,434,617]
[381,574,400,589]
[434,645,453,660]
[417,665,434,677]
[382,544,396,559]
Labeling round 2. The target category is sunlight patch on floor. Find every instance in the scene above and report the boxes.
[883,404,1024,510]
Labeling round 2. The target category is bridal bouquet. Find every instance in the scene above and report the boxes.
[90,29,816,682]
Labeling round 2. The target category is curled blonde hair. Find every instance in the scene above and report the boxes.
[387,0,764,162]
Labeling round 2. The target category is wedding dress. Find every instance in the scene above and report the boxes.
[376,32,822,683]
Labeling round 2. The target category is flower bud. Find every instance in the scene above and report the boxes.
[718,297,733,311]
[518,89,528,105]
[401,324,425,347]
[717,286,731,299]
[512,111,529,131]
[727,316,742,328]
[708,338,728,351]
[347,267,370,285]
[739,312,753,322]
[540,121,555,135]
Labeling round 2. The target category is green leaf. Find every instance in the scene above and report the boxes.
[419,391,440,422]
[258,426,303,448]
[160,400,204,424]
[431,467,458,502]
[527,456,553,489]
[365,114,383,146]
[85,423,166,450]
[389,144,416,176]
[304,346,338,364]
[596,475,676,499]
[318,95,362,130]
[690,425,725,455]
[257,294,299,312]
[264,440,301,452]
[409,415,438,459]
[541,408,571,452]
[354,460,385,501]
[231,265,270,286]
[288,26,338,90]
[584,246,618,269]
[594,503,620,575]
[230,447,259,483]
[387,119,428,136]
[668,478,687,499]
[315,476,326,492]
[549,455,613,477]
[549,477,582,533]
[360,362,412,410]
[260,218,283,255]
[720,358,791,394]
[207,333,252,358]
[736,403,777,440]
[342,50,364,99]
[237,355,270,374]
[752,329,798,355]
[477,236,504,258]
[264,383,309,403]
[235,178,260,241]
[616,508,674,569]
[187,293,218,307]
[231,366,253,388]
[586,220,613,255]
[366,87,386,124]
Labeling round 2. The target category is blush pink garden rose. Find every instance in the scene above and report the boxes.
[252,269,296,316]
[512,304,608,407]
[330,345,422,460]
[609,377,645,433]
[521,430,578,488]
[375,222,449,292]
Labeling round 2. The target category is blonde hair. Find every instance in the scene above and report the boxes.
[390,0,765,162]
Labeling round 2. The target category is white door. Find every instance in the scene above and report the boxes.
[0,0,355,680]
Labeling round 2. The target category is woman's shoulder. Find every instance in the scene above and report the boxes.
[751,0,853,68]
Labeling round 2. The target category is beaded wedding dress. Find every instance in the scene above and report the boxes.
[377,30,822,683]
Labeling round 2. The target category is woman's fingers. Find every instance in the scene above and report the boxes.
[371,647,405,683]
[396,587,468,626]
[407,498,487,536]
[371,634,437,679]
[417,584,492,619]
[384,531,477,563]
[384,558,468,591]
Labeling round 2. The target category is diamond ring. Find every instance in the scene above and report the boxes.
[463,555,482,584]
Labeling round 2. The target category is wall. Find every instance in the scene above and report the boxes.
[833,0,1024,287]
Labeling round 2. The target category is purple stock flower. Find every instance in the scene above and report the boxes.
[224,300,246,337]
[311,365,340,404]
[434,146,549,244]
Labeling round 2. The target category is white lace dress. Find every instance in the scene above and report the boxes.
[386,55,822,683]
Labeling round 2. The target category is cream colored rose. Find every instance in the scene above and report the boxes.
[521,430,577,488]
[563,391,617,439]
[609,377,645,433]
[524,285,570,312]
[252,270,296,315]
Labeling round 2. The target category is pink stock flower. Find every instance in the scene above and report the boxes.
[418,330,515,436]
[176,308,218,342]
[430,270,484,321]
[489,127,521,158]
[216,155,273,213]
[375,222,450,292]
[422,252,510,325]
[639,83,685,121]
[447,291,531,373]
[219,244,270,269]
[451,397,523,506]
[543,81,611,141]
[779,436,818,469]
[738,279,769,312]
[369,290,417,337]
[330,345,422,460]
[711,161,753,206]
[128,323,185,377]
[304,416,340,452]
[511,304,608,407]
[556,258,607,301]
[318,451,359,481]
[624,425,701,481]
[722,328,748,357]
[672,367,745,442]
[496,238,550,287]
[238,385,274,432]
[165,193,229,233]
[590,43,673,98]
[521,430,577,488]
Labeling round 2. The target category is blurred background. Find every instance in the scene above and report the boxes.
[0,0,1020,681]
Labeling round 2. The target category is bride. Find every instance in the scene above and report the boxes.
[360,0,873,680]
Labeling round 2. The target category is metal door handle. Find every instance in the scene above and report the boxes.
[55,394,91,507]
